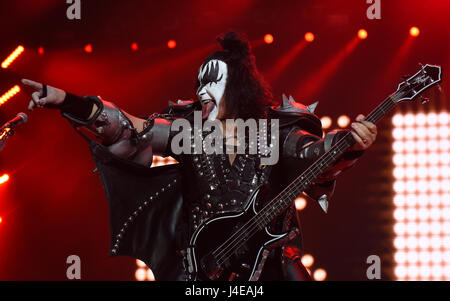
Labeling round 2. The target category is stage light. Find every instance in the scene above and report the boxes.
[38,47,44,55]
[1,45,25,69]
[167,40,177,49]
[301,254,314,268]
[313,268,327,281]
[392,112,450,280]
[131,42,139,51]
[0,174,10,184]
[392,114,404,127]
[264,34,274,44]
[304,32,315,43]
[320,116,332,129]
[0,85,21,107]
[337,115,350,128]
[136,259,146,268]
[135,268,146,281]
[357,29,368,40]
[295,197,307,211]
[410,27,420,37]
[0,217,2,223]
[84,44,93,53]
[147,268,155,281]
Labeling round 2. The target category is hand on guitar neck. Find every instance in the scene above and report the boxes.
[349,114,377,151]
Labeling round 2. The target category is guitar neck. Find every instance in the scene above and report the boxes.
[256,95,396,227]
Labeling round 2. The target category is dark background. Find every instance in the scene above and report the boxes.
[0,0,448,280]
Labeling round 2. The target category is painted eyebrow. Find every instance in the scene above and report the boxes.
[200,60,223,85]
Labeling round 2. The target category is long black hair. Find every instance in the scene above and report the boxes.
[197,32,275,119]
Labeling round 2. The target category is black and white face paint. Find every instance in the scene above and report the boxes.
[196,59,228,120]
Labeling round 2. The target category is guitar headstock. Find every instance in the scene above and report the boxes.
[394,64,442,103]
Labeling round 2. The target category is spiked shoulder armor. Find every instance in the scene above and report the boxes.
[269,94,322,137]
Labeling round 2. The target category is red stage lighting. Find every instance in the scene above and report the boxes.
[0,85,21,107]
[0,174,10,184]
[167,40,177,49]
[0,217,2,223]
[264,34,274,44]
[410,27,420,37]
[1,45,25,69]
[84,44,93,53]
[358,29,368,40]
[131,42,139,51]
[38,46,44,55]
[304,32,315,43]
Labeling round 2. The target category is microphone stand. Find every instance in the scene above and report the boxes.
[0,125,14,152]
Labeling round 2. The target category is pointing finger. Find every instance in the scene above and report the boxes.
[21,79,43,91]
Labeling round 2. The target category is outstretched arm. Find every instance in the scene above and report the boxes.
[21,79,172,166]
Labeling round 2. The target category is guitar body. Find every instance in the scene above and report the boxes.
[187,185,289,281]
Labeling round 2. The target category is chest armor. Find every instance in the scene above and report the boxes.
[181,132,273,233]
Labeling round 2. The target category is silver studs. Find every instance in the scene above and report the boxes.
[206,203,212,210]
[231,199,237,206]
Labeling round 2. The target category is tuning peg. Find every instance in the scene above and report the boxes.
[420,96,430,104]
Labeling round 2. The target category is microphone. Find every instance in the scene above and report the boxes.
[1,112,28,130]
[0,113,28,152]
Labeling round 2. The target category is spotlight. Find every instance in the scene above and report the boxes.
[301,254,314,268]
[131,42,139,51]
[304,32,315,43]
[0,86,21,107]
[357,29,368,40]
[167,40,177,49]
[84,44,93,53]
[337,115,350,128]
[0,174,9,184]
[295,197,307,210]
[38,47,44,55]
[135,268,146,281]
[264,34,274,44]
[410,27,420,37]
[0,217,2,223]
[313,268,327,281]
[1,45,25,69]
[320,116,332,129]
[147,269,155,281]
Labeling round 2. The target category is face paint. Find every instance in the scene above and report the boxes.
[196,59,228,120]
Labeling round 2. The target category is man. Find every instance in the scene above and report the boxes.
[21,32,376,280]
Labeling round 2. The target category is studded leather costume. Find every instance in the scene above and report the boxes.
[61,93,363,281]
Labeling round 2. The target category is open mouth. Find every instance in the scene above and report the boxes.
[201,98,215,106]
[201,99,216,119]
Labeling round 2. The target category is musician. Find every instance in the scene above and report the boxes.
[21,32,377,281]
